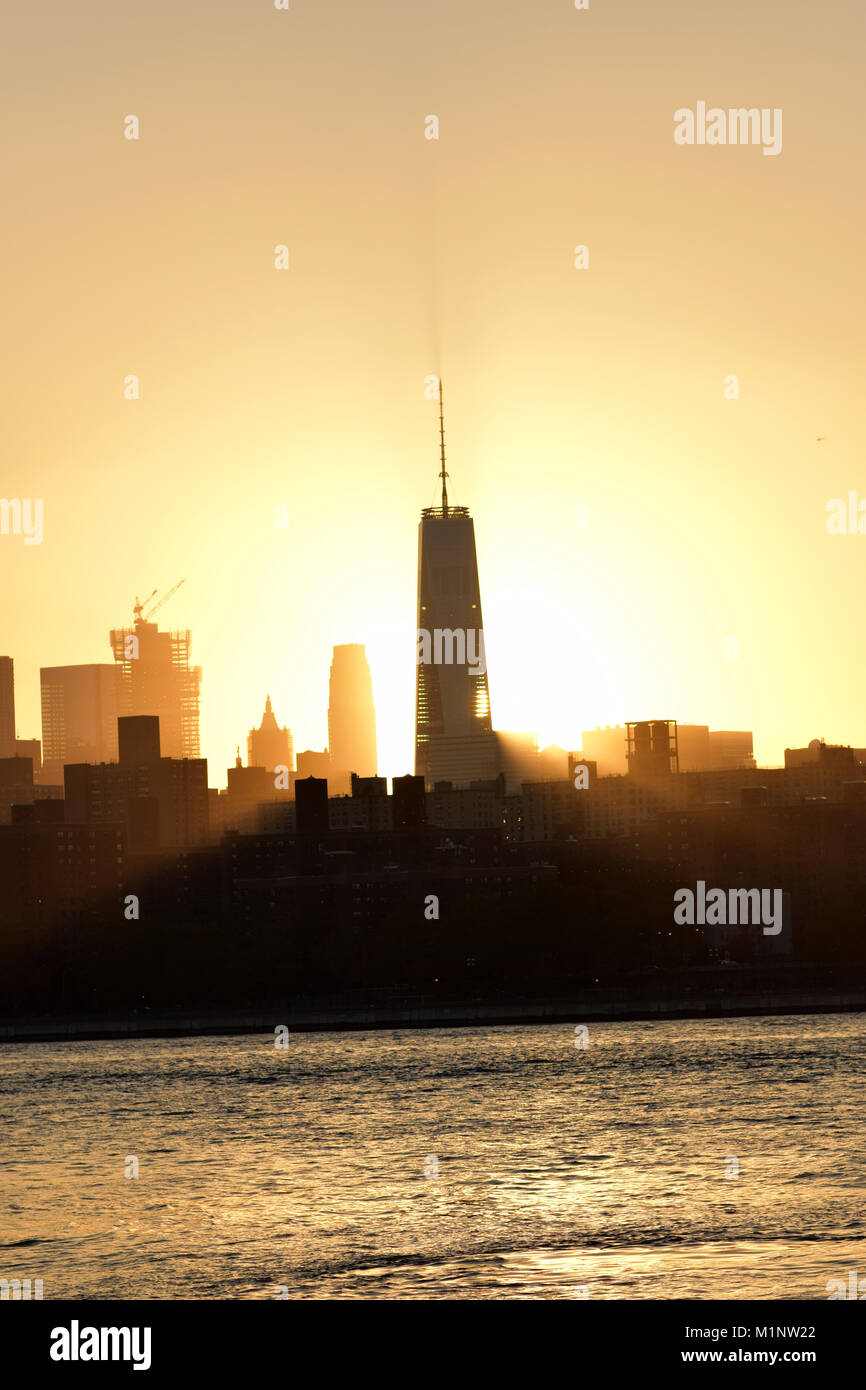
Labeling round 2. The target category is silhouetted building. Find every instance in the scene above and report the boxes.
[295,776,329,836]
[741,785,768,808]
[424,729,535,793]
[427,779,505,830]
[583,724,754,777]
[208,787,226,838]
[0,657,15,758]
[631,724,757,773]
[64,717,208,848]
[425,731,499,789]
[351,774,387,798]
[9,771,866,1013]
[225,754,274,833]
[256,800,298,834]
[0,821,125,934]
[392,774,427,829]
[329,775,392,831]
[110,598,201,759]
[14,738,41,774]
[627,720,679,778]
[518,779,582,841]
[637,804,802,959]
[785,739,859,771]
[708,730,755,770]
[11,799,65,825]
[40,664,119,782]
[118,714,161,769]
[248,695,293,775]
[0,756,34,825]
[577,754,866,843]
[328,645,377,790]
[415,389,491,785]
[496,731,540,793]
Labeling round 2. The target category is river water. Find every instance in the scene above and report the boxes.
[1,1014,863,1299]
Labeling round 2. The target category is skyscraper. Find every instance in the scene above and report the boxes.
[40,664,119,780]
[109,593,202,760]
[0,657,15,758]
[247,695,293,774]
[328,645,377,786]
[415,386,493,785]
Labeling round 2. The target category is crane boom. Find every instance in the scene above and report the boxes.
[138,579,187,624]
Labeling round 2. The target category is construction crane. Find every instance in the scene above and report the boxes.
[132,589,157,623]
[133,580,187,626]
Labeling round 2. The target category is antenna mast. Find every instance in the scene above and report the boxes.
[439,379,449,517]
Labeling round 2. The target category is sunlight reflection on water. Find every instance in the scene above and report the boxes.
[1,1014,864,1299]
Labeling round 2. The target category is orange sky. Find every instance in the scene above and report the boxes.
[2,0,864,781]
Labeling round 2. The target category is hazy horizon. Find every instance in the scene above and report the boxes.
[3,0,864,781]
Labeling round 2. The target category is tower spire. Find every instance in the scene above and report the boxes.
[438,379,449,517]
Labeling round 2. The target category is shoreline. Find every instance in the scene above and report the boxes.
[1,987,864,1045]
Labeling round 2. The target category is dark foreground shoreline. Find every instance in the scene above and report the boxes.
[2,985,864,1045]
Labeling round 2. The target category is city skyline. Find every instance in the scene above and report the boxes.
[2,417,864,784]
[3,1,865,784]
[3,0,865,1326]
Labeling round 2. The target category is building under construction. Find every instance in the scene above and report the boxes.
[109,584,202,761]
